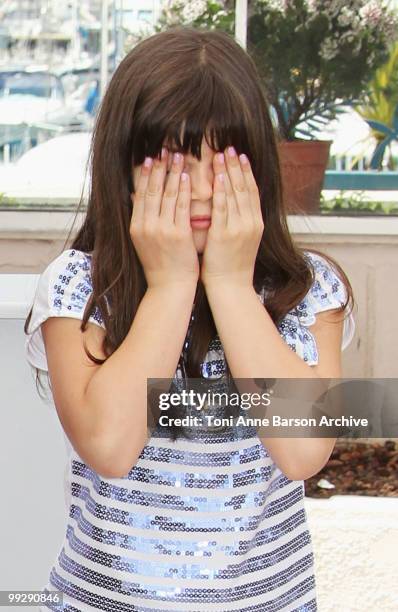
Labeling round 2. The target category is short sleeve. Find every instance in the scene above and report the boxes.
[277,251,356,366]
[25,248,105,372]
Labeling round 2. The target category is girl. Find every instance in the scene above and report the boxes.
[25,26,356,612]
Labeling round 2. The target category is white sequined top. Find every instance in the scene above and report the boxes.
[26,248,355,612]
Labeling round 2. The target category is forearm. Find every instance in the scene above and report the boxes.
[205,284,321,378]
[84,282,197,475]
[205,283,336,480]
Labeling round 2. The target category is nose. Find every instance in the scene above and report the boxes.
[189,164,214,204]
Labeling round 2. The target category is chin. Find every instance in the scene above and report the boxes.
[193,229,208,254]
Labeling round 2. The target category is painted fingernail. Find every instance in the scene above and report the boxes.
[144,157,152,168]
[217,153,224,164]
[239,153,248,164]
[227,146,236,157]
[173,152,181,164]
[161,147,167,159]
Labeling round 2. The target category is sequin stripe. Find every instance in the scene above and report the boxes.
[70,470,287,515]
[233,574,316,612]
[62,517,312,581]
[94,593,318,612]
[46,569,142,612]
[132,440,267,466]
[68,483,304,533]
[143,433,264,451]
[60,528,315,594]
[71,458,274,491]
[67,505,307,560]
[66,510,311,570]
[52,548,316,605]
[69,466,290,519]
[290,596,317,612]
[41,569,317,612]
[134,454,272,474]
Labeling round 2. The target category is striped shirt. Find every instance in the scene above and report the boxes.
[26,248,355,611]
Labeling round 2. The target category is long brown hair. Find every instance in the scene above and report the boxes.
[25,25,355,440]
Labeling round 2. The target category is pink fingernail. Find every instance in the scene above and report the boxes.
[217,153,224,163]
[239,153,249,164]
[144,157,152,167]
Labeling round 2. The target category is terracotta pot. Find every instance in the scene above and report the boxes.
[278,140,332,215]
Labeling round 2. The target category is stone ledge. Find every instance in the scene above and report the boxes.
[2,208,398,241]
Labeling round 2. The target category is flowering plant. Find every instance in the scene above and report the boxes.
[156,0,398,141]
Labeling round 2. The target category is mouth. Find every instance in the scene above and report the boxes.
[190,216,211,229]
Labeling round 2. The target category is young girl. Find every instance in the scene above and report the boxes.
[25,26,356,612]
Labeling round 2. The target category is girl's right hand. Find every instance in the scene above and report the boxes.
[130,147,199,290]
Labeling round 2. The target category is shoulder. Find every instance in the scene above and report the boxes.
[26,249,104,371]
[47,248,94,314]
[298,249,350,324]
[32,248,99,318]
[277,250,356,366]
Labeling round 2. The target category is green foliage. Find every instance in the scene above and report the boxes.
[248,0,398,140]
[0,192,16,205]
[320,190,398,214]
[355,42,398,169]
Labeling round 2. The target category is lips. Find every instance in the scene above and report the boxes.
[190,216,211,229]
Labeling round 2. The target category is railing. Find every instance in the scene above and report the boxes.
[324,170,398,190]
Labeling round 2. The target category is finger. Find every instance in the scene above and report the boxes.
[160,152,184,223]
[131,157,152,225]
[174,171,192,230]
[211,171,227,231]
[145,146,168,219]
[224,146,250,219]
[213,151,239,225]
[239,153,262,223]
[221,161,240,226]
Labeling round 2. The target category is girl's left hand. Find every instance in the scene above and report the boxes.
[201,146,264,289]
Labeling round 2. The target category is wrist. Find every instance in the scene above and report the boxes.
[147,279,198,296]
[203,277,255,294]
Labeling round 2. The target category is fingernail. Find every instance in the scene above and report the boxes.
[161,147,167,159]
[239,153,248,164]
[217,152,224,163]
[144,157,152,167]
[227,146,236,157]
[173,152,181,164]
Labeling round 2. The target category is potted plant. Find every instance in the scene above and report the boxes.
[247,0,398,213]
[150,0,398,213]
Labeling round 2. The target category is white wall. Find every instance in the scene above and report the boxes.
[0,275,68,609]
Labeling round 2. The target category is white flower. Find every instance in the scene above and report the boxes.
[337,7,355,27]
[320,36,340,61]
[359,1,384,24]
[168,0,210,23]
